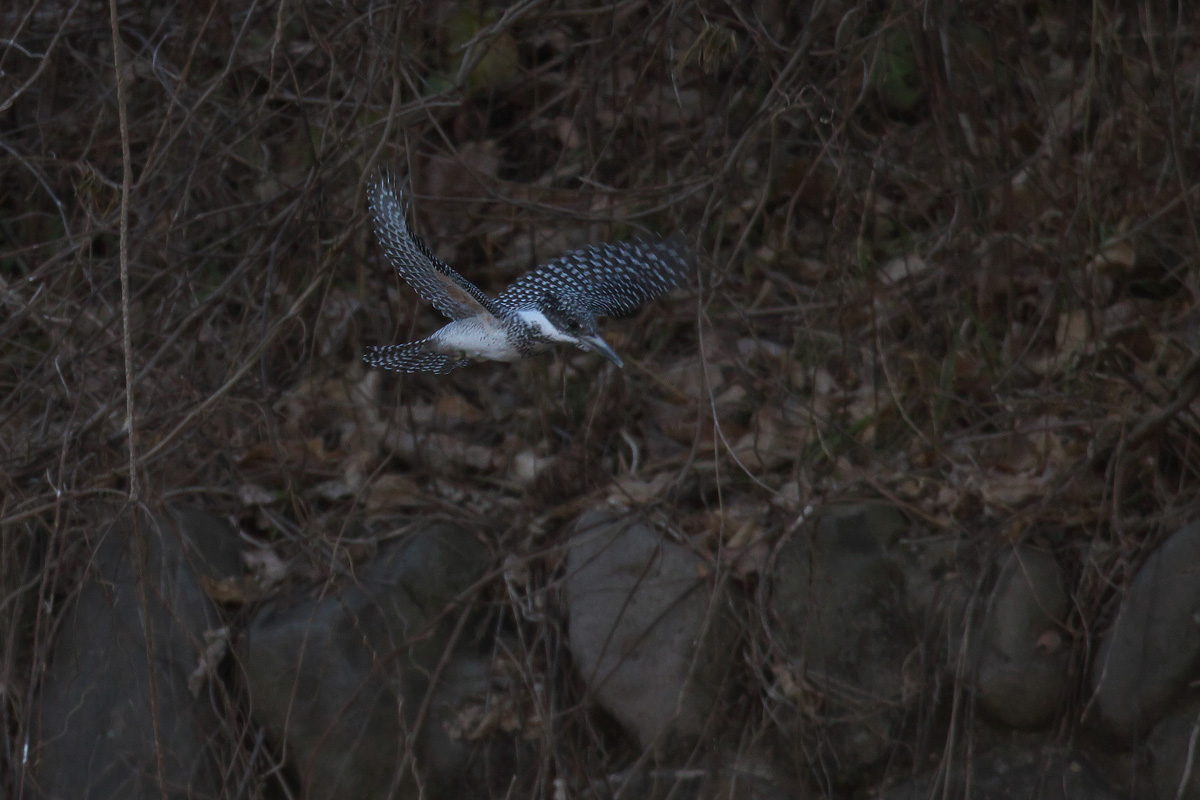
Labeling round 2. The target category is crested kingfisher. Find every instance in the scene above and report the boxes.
[363,173,693,374]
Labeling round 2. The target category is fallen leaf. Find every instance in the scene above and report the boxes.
[435,393,485,425]
[974,470,1045,508]
[608,472,673,508]
[243,547,289,592]
[238,483,276,506]
[364,473,422,511]
[879,254,931,285]
[188,627,230,698]
[200,575,255,605]
[1087,241,1136,273]
[512,450,555,485]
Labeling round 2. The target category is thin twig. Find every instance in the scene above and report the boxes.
[108,0,138,502]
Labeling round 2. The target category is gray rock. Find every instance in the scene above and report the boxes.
[877,748,1118,800]
[974,548,1069,729]
[1090,522,1200,739]
[1148,699,1200,800]
[33,507,243,800]
[770,503,915,785]
[239,520,491,800]
[565,511,733,751]
[580,760,804,800]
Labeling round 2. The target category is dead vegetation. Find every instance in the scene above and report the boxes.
[3,0,1200,796]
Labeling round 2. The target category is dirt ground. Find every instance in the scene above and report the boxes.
[4,1,1200,797]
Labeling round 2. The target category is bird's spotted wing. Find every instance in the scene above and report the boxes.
[364,341,468,375]
[368,173,499,321]
[496,234,694,317]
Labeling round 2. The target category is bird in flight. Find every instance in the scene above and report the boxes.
[363,173,693,374]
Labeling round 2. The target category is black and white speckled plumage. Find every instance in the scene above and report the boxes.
[364,340,467,375]
[364,173,693,374]
[496,236,693,317]
[367,174,498,321]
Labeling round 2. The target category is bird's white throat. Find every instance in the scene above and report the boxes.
[515,308,577,343]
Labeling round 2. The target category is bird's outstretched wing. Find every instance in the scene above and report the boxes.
[368,173,499,321]
[496,234,694,317]
[363,341,468,374]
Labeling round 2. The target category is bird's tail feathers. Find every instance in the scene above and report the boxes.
[363,341,466,375]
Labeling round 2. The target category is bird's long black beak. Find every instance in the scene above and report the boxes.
[581,334,624,368]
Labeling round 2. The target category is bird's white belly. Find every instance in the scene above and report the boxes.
[430,317,521,362]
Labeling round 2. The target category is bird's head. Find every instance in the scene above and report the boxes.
[525,293,624,368]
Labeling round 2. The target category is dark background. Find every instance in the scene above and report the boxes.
[3,0,1200,796]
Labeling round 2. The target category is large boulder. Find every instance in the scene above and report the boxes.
[973,547,1070,729]
[239,520,493,800]
[1090,522,1200,739]
[770,503,916,786]
[33,507,243,800]
[565,511,735,752]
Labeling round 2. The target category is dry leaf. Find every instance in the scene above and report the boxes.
[975,470,1045,508]
[243,547,289,592]
[383,429,495,472]
[737,338,788,360]
[512,450,555,485]
[1087,241,1136,273]
[878,254,931,285]
[200,575,256,605]
[554,116,581,149]
[316,291,364,357]
[435,393,484,425]
[238,483,276,506]
[1046,84,1091,140]
[1029,310,1091,375]
[608,472,673,508]
[188,627,230,697]
[364,473,422,511]
[312,479,353,500]
[713,384,748,414]
[1056,309,1090,357]
[239,437,338,469]
[769,662,807,705]
[732,403,806,471]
